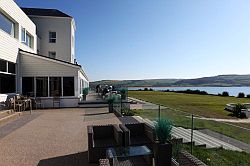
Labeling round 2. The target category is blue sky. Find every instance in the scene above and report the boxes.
[16,0,250,81]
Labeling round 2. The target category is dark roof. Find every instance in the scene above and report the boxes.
[21,7,72,18]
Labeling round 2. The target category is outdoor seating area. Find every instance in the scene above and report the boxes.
[87,123,158,166]
[4,94,33,112]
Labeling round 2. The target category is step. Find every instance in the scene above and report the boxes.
[185,128,242,151]
[78,104,108,108]
[0,110,13,119]
[172,127,207,147]
[0,112,21,126]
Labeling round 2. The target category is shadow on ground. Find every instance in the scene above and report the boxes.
[37,151,98,166]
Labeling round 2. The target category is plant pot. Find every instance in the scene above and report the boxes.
[108,103,113,113]
[82,95,87,101]
[153,142,172,166]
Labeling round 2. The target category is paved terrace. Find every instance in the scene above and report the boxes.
[0,108,124,166]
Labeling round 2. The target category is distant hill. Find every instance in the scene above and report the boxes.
[90,74,250,88]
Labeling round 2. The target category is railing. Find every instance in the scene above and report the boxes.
[126,96,250,165]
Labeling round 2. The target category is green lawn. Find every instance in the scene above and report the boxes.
[129,91,250,119]
[129,91,250,144]
[182,145,250,166]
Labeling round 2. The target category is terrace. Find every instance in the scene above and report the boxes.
[0,91,249,166]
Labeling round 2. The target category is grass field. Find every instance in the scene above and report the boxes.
[129,91,250,144]
[129,91,250,119]
[182,145,250,166]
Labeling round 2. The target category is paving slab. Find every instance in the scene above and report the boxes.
[0,108,121,166]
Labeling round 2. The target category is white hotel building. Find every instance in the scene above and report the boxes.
[0,0,89,107]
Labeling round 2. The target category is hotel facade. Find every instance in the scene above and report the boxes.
[0,0,89,107]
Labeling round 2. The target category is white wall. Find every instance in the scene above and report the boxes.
[19,52,79,77]
[0,0,37,63]
[29,16,74,63]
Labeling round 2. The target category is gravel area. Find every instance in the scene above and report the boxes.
[0,108,121,166]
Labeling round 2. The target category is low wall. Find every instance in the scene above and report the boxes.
[38,97,79,108]
[178,151,207,166]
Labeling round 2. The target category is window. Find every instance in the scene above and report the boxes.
[49,32,56,43]
[48,52,56,59]
[0,74,15,93]
[0,59,7,72]
[0,12,15,37]
[26,33,32,48]
[21,28,26,42]
[21,27,33,48]
[49,77,61,96]
[63,77,74,96]
[36,77,48,97]
[22,77,34,97]
[8,62,15,74]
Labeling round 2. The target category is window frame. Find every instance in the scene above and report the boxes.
[48,51,56,59]
[0,12,15,37]
[49,31,56,43]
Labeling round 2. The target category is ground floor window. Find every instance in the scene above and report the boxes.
[63,77,74,96]
[22,77,34,97]
[22,76,75,97]
[0,74,15,93]
[36,77,48,97]
[0,59,7,72]
[49,77,61,96]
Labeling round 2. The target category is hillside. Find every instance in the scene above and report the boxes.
[90,74,250,88]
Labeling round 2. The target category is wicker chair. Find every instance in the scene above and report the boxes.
[87,124,123,163]
[119,123,156,150]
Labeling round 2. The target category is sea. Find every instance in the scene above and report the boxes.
[128,87,250,97]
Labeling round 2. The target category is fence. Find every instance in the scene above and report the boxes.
[123,93,250,165]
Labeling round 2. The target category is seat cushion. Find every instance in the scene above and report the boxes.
[93,126,114,139]
[94,138,117,148]
[125,123,145,137]
[130,135,151,145]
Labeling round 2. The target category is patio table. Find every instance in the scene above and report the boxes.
[106,145,153,166]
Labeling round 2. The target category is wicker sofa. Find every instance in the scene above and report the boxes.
[119,123,156,150]
[87,124,123,163]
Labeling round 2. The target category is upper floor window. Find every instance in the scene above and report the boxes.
[21,27,33,48]
[49,32,56,43]
[48,51,56,59]
[26,33,32,48]
[21,28,26,42]
[0,12,15,37]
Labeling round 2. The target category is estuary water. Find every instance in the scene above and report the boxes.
[128,86,250,96]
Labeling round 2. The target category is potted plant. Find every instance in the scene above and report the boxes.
[82,87,89,101]
[106,95,116,113]
[154,118,173,166]
[120,88,127,100]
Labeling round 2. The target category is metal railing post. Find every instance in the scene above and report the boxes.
[191,114,194,155]
[158,105,161,120]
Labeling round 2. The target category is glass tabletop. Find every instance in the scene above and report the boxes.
[107,145,152,159]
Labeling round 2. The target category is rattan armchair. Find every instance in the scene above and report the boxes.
[119,123,156,150]
[87,124,123,163]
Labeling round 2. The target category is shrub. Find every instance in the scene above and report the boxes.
[233,103,246,118]
[222,91,229,96]
[82,87,89,96]
[237,92,245,98]
[106,94,117,104]
[120,88,127,100]
[149,88,154,91]
[122,108,135,116]
[247,94,250,98]
[144,87,149,91]
[154,118,173,143]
